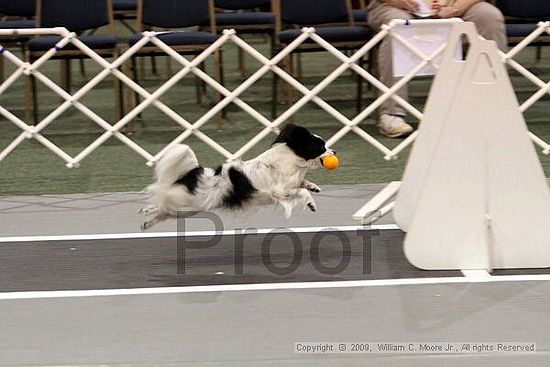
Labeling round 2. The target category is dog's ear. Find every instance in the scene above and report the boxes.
[272,123,309,145]
[271,123,325,160]
[282,122,297,131]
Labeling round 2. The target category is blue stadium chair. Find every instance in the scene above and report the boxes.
[128,0,218,61]
[25,0,121,123]
[272,0,372,117]
[215,0,274,31]
[113,0,137,32]
[496,0,550,59]
[127,0,222,125]
[496,0,550,19]
[214,0,275,78]
[352,0,368,25]
[0,0,35,29]
[0,0,36,83]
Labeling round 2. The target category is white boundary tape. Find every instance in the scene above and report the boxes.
[0,224,400,243]
[1,274,550,301]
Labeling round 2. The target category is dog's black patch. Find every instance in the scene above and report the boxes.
[214,165,222,176]
[272,123,327,160]
[223,167,257,208]
[175,166,204,194]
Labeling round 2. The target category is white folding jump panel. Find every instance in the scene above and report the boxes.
[394,22,550,271]
[393,22,473,231]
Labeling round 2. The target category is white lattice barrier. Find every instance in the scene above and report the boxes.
[0,20,548,168]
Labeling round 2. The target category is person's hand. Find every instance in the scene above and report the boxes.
[385,0,419,13]
[435,6,458,18]
[431,0,442,11]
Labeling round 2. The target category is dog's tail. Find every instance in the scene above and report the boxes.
[153,144,199,189]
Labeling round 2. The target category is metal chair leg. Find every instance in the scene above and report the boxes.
[356,55,364,113]
[238,46,245,79]
[60,59,71,93]
[284,54,294,111]
[113,51,123,121]
[31,74,38,124]
[196,62,205,105]
[213,49,224,128]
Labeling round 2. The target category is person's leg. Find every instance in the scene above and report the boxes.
[462,1,507,52]
[368,2,413,117]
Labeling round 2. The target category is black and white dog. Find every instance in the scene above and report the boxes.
[140,123,334,229]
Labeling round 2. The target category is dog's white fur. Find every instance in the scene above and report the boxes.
[140,127,333,230]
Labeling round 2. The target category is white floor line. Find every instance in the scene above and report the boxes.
[0,224,401,243]
[1,274,550,300]
[461,269,492,280]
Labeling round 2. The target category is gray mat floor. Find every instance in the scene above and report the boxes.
[1,281,549,366]
[0,184,391,236]
[0,230,462,292]
[1,184,550,366]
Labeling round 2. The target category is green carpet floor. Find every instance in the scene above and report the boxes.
[0,32,549,196]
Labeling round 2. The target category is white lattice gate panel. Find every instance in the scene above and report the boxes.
[0,21,548,168]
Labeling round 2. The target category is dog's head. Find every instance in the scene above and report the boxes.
[272,123,334,168]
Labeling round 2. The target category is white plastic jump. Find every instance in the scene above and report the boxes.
[354,22,550,272]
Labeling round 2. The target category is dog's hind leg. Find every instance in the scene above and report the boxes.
[275,188,316,217]
[141,211,169,230]
[303,191,317,212]
[296,188,316,212]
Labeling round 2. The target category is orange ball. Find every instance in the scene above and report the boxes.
[322,155,339,170]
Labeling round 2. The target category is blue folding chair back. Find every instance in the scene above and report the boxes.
[141,0,211,29]
[38,0,111,31]
[29,0,117,52]
[26,0,121,123]
[127,0,222,126]
[0,0,36,29]
[215,0,270,10]
[0,0,35,17]
[276,0,371,44]
[495,0,550,19]
[113,0,137,12]
[129,0,217,48]
[280,0,350,25]
[496,0,550,41]
[214,0,274,28]
[272,0,372,117]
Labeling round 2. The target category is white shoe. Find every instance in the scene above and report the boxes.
[378,114,413,138]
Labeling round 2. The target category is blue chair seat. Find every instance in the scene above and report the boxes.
[278,26,372,44]
[216,0,271,9]
[353,9,367,23]
[215,11,275,26]
[506,23,538,37]
[0,19,36,29]
[28,35,117,51]
[129,31,217,47]
[113,0,137,11]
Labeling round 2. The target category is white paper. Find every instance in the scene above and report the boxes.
[391,22,462,77]
[413,0,434,17]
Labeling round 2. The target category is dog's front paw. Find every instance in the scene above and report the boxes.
[307,184,321,193]
[302,181,321,193]
[307,201,317,212]
[138,205,158,216]
[138,205,159,216]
